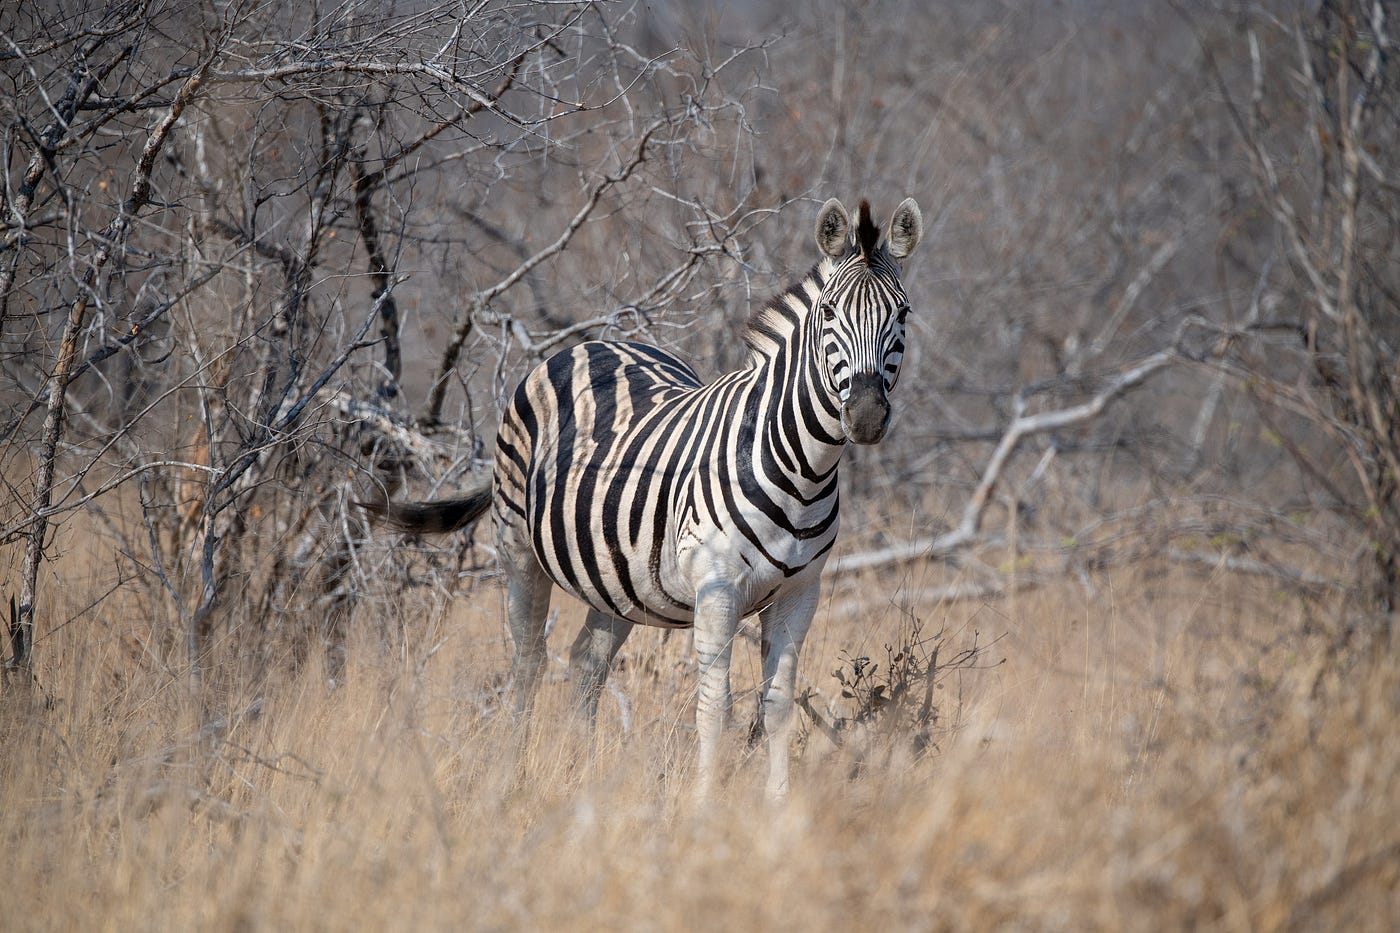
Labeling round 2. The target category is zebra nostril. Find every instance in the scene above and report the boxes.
[842,373,890,444]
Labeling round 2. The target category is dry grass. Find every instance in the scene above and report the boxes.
[3,525,1398,932]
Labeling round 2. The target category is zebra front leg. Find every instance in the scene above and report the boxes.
[758,579,820,800]
[506,560,553,720]
[569,608,634,725]
[692,579,740,799]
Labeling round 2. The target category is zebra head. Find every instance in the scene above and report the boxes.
[813,197,924,445]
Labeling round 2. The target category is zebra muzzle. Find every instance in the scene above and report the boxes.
[841,372,891,445]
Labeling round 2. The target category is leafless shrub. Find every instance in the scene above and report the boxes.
[1187,0,1399,628]
[795,614,1004,769]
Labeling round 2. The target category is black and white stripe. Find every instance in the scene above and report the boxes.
[364,197,923,797]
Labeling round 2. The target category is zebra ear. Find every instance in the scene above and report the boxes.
[814,198,851,258]
[886,198,923,259]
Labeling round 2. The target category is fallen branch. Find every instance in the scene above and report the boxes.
[1163,548,1342,592]
[825,542,1342,615]
[828,348,1178,576]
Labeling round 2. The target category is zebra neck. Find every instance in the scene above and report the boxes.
[741,272,848,497]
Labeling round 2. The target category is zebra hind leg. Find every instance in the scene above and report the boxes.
[505,559,553,720]
[568,608,634,726]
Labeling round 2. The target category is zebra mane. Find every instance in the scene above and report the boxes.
[855,199,880,262]
[741,259,833,366]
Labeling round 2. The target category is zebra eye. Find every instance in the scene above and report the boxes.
[821,302,837,322]
[896,305,910,325]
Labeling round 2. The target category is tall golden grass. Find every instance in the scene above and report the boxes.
[3,520,1397,931]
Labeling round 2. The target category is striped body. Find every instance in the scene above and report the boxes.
[495,313,846,629]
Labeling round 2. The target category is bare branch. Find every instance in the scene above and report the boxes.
[828,343,1179,577]
[10,58,210,672]
[423,117,667,426]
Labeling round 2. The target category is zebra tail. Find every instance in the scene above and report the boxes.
[356,476,493,535]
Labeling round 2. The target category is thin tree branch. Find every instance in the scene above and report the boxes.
[422,117,666,426]
[10,60,210,673]
[828,347,1179,576]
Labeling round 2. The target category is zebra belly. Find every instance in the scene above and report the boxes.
[537,521,816,629]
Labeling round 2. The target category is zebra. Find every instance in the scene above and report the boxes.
[362,197,923,798]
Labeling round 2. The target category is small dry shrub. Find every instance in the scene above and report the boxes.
[796,612,1004,770]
